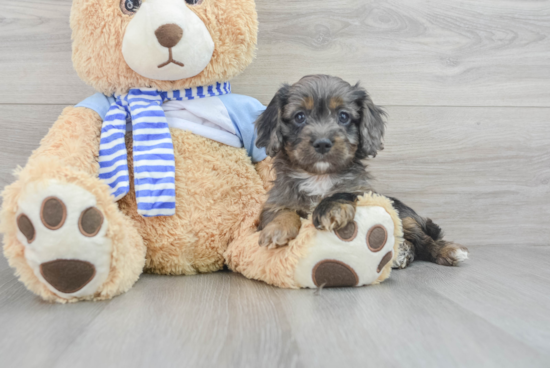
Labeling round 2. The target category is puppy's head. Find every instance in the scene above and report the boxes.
[256,75,386,174]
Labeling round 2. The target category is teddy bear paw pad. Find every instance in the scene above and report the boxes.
[294,206,396,288]
[312,260,359,287]
[15,180,112,299]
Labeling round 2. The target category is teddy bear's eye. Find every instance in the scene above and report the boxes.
[120,0,141,15]
[185,0,203,5]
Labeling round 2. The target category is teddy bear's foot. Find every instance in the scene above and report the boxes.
[294,206,398,288]
[392,240,415,269]
[15,180,114,299]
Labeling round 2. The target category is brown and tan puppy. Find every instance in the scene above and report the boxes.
[255,75,468,268]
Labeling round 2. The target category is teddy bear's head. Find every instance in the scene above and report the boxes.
[71,0,258,95]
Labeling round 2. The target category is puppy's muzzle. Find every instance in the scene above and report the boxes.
[313,138,333,154]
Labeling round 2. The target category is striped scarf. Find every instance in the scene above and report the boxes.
[98,82,231,217]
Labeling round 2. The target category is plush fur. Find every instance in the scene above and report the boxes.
[71,0,258,95]
[0,109,146,302]
[119,130,266,276]
[225,192,403,288]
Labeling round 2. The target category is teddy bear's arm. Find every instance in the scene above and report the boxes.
[29,107,103,175]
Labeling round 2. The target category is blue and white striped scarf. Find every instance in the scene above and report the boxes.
[98,82,231,217]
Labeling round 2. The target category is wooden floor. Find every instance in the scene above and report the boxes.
[1,0,549,366]
[0,245,549,368]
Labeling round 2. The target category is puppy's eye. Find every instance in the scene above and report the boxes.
[185,0,203,4]
[294,112,306,125]
[339,111,350,125]
[120,0,141,15]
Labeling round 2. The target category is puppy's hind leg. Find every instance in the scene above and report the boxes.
[402,217,468,266]
[392,239,415,269]
[390,197,468,267]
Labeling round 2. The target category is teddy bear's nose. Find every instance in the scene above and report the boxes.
[155,24,184,48]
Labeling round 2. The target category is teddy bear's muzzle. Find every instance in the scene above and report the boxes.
[40,259,97,294]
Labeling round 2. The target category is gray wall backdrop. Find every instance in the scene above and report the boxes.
[1,0,549,247]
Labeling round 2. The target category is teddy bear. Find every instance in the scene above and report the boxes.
[0,0,402,303]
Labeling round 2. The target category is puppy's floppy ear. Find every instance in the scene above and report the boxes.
[255,84,290,157]
[352,83,386,158]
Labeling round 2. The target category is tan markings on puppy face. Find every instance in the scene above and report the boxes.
[329,96,344,110]
[258,210,302,248]
[287,127,357,175]
[304,96,314,110]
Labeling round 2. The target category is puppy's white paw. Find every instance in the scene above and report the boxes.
[451,248,469,263]
[16,181,112,299]
[436,244,469,266]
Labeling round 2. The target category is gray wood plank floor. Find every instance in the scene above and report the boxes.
[0,245,549,368]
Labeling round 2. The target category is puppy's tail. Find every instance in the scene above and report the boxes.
[390,197,469,266]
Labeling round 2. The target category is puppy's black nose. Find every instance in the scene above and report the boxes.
[313,138,333,154]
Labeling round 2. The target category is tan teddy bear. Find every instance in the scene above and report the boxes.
[1,0,402,303]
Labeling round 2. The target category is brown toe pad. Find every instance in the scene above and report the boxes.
[17,214,35,243]
[367,225,387,252]
[313,260,358,288]
[334,221,358,242]
[40,197,67,230]
[377,251,393,273]
[79,207,104,237]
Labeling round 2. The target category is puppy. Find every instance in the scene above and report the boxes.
[255,75,468,268]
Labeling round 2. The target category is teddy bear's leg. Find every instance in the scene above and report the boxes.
[1,107,146,303]
[225,193,403,289]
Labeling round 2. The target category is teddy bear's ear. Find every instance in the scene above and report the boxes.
[255,84,290,157]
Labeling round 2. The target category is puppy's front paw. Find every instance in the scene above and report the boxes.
[259,222,300,249]
[313,200,356,231]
